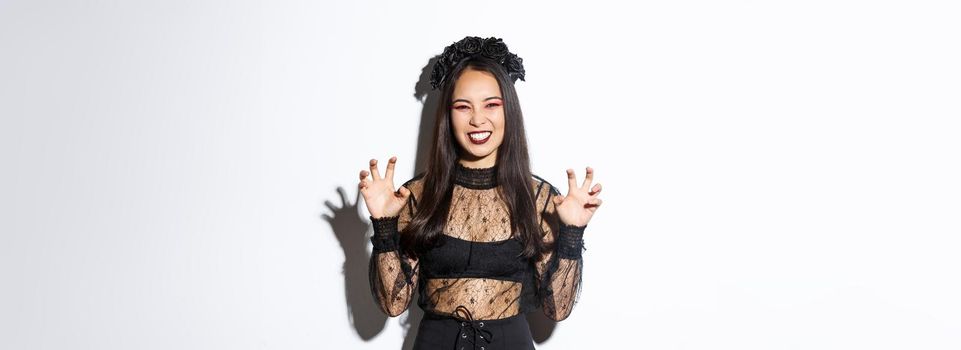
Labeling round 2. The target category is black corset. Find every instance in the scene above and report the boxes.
[420,235,528,281]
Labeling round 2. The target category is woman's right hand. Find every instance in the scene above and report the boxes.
[359,156,411,219]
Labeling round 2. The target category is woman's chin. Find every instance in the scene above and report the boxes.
[461,150,496,163]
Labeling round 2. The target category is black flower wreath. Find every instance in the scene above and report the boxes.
[429,36,526,90]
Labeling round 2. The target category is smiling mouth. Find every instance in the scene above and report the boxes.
[468,131,492,144]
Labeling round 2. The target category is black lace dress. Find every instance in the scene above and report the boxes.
[369,163,587,350]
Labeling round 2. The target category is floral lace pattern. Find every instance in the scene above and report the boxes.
[369,165,585,321]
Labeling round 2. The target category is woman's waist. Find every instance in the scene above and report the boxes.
[423,307,528,324]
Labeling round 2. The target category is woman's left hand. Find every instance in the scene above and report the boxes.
[553,166,603,227]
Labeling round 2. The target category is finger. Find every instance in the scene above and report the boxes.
[589,183,602,196]
[385,156,397,182]
[369,158,381,180]
[566,168,577,192]
[582,166,594,190]
[396,185,411,198]
[587,198,603,207]
[552,193,564,206]
[359,170,369,191]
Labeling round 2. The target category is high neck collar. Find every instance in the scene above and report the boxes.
[453,162,498,189]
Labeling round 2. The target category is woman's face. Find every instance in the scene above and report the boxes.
[450,68,506,168]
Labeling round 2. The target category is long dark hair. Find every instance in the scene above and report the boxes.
[400,56,545,260]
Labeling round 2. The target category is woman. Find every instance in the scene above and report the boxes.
[359,36,603,350]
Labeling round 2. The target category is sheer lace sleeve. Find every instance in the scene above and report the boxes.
[368,180,421,317]
[533,182,586,321]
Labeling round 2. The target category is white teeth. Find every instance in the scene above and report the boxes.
[469,131,491,141]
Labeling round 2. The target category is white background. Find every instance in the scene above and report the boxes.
[2,0,959,349]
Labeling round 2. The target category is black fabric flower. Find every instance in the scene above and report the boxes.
[455,36,484,55]
[440,44,463,67]
[480,37,509,64]
[429,35,527,90]
[505,52,526,82]
[430,60,448,89]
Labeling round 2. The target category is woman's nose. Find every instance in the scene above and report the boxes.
[469,113,487,126]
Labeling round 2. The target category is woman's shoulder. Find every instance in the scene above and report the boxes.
[401,171,425,187]
[400,172,426,202]
[531,173,562,198]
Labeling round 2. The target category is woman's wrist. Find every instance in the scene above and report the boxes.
[370,215,400,234]
[557,223,586,259]
[370,215,400,252]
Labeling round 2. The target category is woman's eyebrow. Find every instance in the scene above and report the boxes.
[452,96,503,104]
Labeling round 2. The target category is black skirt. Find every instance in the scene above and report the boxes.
[413,310,536,350]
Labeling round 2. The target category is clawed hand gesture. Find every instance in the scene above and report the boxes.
[358,156,410,219]
[552,167,603,227]
[359,157,602,226]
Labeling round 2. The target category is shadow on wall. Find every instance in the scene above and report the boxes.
[321,56,558,349]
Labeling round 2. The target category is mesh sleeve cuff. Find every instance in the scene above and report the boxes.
[557,224,586,259]
[370,215,400,252]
